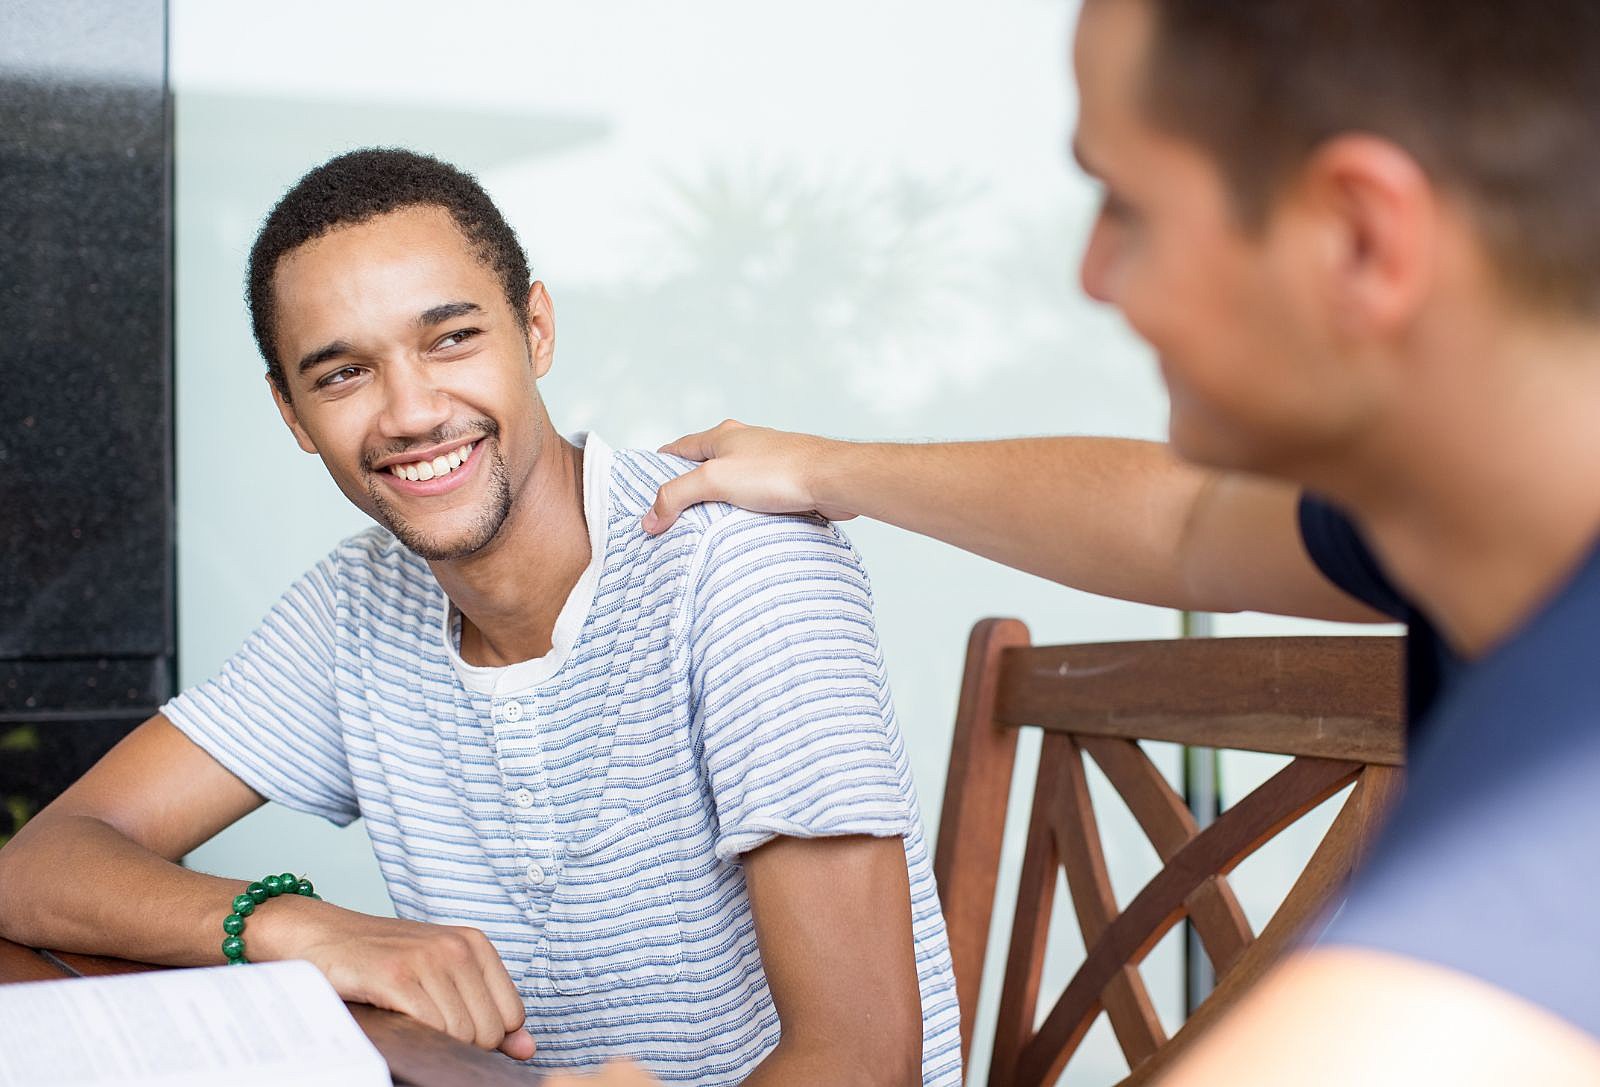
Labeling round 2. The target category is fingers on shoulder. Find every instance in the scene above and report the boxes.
[647,464,720,532]
[659,417,747,460]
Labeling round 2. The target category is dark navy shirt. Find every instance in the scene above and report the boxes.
[1300,495,1600,1037]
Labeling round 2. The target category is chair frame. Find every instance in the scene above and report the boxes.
[934,619,1404,1086]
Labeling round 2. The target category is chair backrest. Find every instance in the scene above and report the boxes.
[933,619,1404,1087]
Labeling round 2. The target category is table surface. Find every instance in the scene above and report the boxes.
[0,936,543,1086]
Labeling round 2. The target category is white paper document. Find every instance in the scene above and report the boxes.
[0,959,391,1087]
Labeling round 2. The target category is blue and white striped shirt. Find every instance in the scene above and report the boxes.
[163,433,963,1085]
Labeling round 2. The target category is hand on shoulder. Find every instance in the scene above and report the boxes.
[643,420,855,533]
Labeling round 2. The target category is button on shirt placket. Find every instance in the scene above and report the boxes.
[493,694,556,911]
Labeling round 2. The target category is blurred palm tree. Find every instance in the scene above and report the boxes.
[555,163,980,430]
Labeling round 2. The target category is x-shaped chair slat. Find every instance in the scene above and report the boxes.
[997,750,1363,1087]
[1077,736,1253,978]
[1048,735,1168,1067]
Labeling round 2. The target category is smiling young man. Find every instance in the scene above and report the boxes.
[0,149,961,1085]
[628,1,1600,1084]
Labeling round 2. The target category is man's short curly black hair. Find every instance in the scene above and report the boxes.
[248,148,531,397]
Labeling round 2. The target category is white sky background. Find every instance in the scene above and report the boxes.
[170,4,1372,1082]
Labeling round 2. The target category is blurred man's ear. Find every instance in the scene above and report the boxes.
[1291,134,1437,345]
[527,281,556,378]
[268,374,320,455]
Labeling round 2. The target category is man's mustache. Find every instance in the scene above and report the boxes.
[361,420,499,472]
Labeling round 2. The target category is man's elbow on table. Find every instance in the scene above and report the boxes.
[0,813,76,946]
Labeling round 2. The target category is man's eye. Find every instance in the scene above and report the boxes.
[317,366,361,388]
[435,328,480,351]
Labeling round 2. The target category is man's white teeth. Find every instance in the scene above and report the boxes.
[389,441,475,483]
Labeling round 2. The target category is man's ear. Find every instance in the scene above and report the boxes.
[268,375,320,455]
[526,280,556,379]
[1290,134,1438,345]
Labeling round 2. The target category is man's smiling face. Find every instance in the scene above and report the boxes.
[268,204,552,561]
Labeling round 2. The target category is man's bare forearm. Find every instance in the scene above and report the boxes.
[0,812,318,964]
[0,812,536,1056]
[0,719,535,1055]
[652,423,1374,626]
[809,436,1221,609]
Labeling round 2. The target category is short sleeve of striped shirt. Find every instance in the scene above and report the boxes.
[160,553,360,826]
[685,513,916,862]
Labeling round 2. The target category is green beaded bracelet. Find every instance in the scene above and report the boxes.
[221,872,320,965]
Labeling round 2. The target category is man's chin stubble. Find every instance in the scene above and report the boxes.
[366,444,515,562]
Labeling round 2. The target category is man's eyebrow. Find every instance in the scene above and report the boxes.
[297,340,353,376]
[417,301,484,327]
[292,302,484,378]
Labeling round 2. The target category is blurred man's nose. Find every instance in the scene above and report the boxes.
[1079,212,1118,304]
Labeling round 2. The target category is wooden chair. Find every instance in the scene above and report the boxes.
[933,619,1405,1086]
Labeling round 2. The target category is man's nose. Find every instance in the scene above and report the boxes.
[378,359,452,438]
[1079,213,1117,305]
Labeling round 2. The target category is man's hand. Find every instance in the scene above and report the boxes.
[643,420,855,533]
[543,1061,661,1086]
[259,904,536,1059]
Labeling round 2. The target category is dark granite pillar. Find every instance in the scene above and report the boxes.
[0,0,173,844]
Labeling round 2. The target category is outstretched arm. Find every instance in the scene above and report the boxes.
[645,421,1384,622]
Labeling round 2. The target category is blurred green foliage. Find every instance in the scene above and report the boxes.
[0,724,42,848]
[0,725,41,752]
